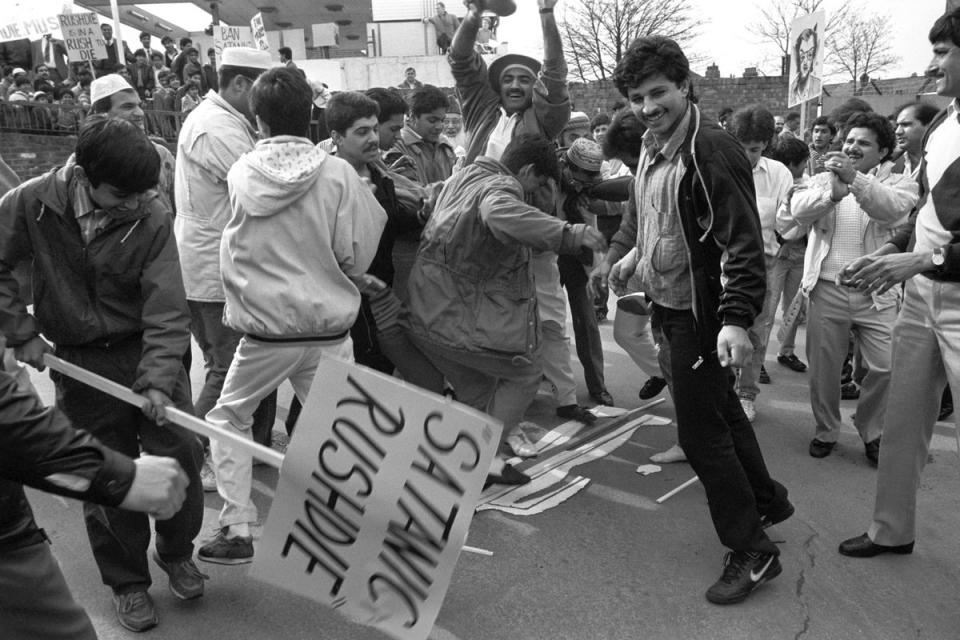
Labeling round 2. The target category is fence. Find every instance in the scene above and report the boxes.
[1,101,330,145]
[0,101,189,143]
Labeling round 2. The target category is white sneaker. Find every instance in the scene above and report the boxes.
[650,443,687,463]
[200,456,217,492]
[740,398,757,423]
[505,431,538,458]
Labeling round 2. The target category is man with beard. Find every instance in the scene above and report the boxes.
[449,0,569,165]
[791,111,918,464]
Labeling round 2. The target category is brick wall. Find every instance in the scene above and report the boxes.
[0,131,176,182]
[0,131,76,181]
[569,75,803,122]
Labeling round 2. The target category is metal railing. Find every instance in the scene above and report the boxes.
[1,101,329,145]
[0,101,188,142]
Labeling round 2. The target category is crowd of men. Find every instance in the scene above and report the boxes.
[1,0,959,637]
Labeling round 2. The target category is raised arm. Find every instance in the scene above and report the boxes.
[451,4,482,59]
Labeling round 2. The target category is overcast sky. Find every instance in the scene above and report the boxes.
[17,0,945,81]
[496,0,944,80]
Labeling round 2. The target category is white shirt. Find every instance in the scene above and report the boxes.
[484,107,519,161]
[752,156,794,257]
[914,101,960,254]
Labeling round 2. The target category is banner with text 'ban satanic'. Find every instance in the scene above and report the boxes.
[251,357,501,640]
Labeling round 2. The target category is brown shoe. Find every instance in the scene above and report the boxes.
[113,590,158,632]
[153,552,208,600]
[809,438,835,458]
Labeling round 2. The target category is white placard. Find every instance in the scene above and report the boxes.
[58,13,107,63]
[251,357,500,640]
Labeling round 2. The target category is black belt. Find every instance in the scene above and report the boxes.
[245,330,349,344]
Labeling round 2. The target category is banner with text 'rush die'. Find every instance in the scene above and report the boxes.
[251,357,501,640]
[58,13,107,63]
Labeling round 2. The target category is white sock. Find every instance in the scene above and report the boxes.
[226,523,250,539]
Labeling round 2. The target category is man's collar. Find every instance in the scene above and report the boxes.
[642,104,691,161]
[753,156,768,174]
[498,106,521,120]
[73,180,97,218]
[403,125,424,143]
[206,91,256,135]
[950,99,960,123]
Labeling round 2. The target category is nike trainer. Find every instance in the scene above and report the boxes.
[705,550,781,604]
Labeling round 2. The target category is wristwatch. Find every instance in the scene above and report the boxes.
[932,247,946,268]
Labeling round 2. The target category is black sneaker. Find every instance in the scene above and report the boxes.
[152,552,208,600]
[809,438,836,458]
[114,590,158,632]
[776,353,807,372]
[841,382,860,400]
[758,365,771,384]
[198,528,254,565]
[939,394,953,422]
[638,376,667,400]
[705,551,781,605]
[591,390,614,406]
[556,404,597,424]
[484,463,531,489]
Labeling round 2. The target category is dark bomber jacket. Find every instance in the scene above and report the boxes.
[668,104,767,356]
[0,161,190,397]
[0,371,135,552]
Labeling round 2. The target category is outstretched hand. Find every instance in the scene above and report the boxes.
[839,252,929,295]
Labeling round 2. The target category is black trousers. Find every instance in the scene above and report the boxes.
[53,338,204,594]
[654,305,786,554]
[558,254,608,397]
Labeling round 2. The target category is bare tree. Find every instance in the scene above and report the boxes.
[747,0,850,70]
[560,0,698,83]
[825,11,900,83]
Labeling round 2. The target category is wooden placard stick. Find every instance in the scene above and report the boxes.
[655,475,699,504]
[43,354,284,469]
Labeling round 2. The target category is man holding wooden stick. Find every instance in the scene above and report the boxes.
[0,116,205,633]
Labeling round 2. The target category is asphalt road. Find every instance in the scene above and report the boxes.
[25,302,960,640]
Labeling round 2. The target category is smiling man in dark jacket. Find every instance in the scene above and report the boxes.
[0,116,204,632]
[610,36,792,606]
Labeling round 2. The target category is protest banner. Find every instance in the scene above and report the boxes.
[787,11,826,109]
[251,13,270,51]
[58,13,107,63]
[214,25,257,62]
[0,15,60,44]
[251,358,501,640]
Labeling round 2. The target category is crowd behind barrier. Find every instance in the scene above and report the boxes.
[0,99,331,144]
